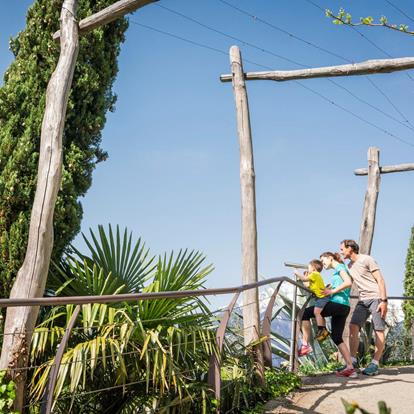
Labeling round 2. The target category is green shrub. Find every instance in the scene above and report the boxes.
[0,371,18,414]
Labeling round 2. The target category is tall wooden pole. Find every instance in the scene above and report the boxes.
[0,1,79,410]
[343,147,381,352]
[359,147,381,254]
[229,46,262,358]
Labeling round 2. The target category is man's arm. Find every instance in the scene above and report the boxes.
[372,269,388,318]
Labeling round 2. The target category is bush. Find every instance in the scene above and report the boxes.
[0,371,18,414]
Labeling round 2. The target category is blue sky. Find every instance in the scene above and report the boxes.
[1,0,414,307]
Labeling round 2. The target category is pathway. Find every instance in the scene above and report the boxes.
[265,366,414,414]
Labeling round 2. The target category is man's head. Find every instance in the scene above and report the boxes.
[340,239,359,259]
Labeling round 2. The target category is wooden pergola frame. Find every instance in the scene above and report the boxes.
[2,0,414,409]
[221,45,414,369]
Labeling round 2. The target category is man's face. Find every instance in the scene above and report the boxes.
[340,243,353,260]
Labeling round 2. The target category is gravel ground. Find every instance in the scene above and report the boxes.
[265,365,414,414]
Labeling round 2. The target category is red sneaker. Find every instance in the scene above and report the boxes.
[336,367,358,378]
[298,344,312,356]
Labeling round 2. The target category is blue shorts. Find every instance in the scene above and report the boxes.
[314,295,330,310]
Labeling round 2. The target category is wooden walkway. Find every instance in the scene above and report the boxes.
[265,366,414,414]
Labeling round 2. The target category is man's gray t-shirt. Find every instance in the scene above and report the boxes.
[348,254,381,300]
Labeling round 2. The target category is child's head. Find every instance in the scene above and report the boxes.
[308,259,323,273]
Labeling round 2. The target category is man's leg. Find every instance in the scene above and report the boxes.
[362,300,386,376]
[349,323,361,357]
[349,301,369,358]
[373,330,386,361]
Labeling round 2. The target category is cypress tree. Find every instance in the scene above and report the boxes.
[403,226,414,329]
[0,0,128,298]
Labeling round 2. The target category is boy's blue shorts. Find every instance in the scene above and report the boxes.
[314,295,330,310]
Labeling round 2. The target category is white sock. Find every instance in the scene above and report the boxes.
[351,357,357,363]
[371,359,379,366]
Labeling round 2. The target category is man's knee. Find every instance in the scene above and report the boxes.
[350,323,360,336]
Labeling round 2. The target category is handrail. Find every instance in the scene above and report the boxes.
[0,276,303,307]
[0,276,410,307]
[1,274,413,414]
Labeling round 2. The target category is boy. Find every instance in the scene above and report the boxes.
[295,259,330,342]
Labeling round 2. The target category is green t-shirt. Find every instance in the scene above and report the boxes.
[330,263,351,306]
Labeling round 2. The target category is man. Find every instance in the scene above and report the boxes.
[340,239,388,376]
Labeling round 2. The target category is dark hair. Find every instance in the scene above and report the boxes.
[320,251,344,264]
[309,259,323,272]
[341,239,359,253]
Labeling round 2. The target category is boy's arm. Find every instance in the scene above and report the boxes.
[294,270,309,282]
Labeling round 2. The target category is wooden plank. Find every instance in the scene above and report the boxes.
[229,46,262,365]
[220,56,414,82]
[354,163,414,176]
[0,1,80,411]
[53,0,158,40]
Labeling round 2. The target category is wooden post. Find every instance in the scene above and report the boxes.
[0,1,79,410]
[342,148,380,352]
[229,46,263,375]
[220,56,414,82]
[359,147,381,254]
[53,0,158,40]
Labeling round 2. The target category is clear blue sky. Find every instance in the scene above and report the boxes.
[1,1,414,307]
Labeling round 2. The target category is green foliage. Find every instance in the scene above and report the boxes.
[29,226,216,413]
[404,226,414,329]
[221,353,300,414]
[325,8,414,35]
[341,399,391,414]
[0,0,128,298]
[0,371,18,414]
[299,359,342,376]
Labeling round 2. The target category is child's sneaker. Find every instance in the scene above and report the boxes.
[298,344,312,357]
[315,327,330,342]
[336,367,358,378]
[362,362,379,376]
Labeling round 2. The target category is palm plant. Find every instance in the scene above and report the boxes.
[29,225,217,413]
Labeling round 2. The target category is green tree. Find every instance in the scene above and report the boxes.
[403,226,414,329]
[0,0,128,298]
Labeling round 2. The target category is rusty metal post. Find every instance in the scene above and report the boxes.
[208,291,240,405]
[288,276,298,372]
[292,296,312,373]
[41,304,81,414]
[261,282,283,367]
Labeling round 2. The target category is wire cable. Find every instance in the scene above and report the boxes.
[130,20,414,148]
[214,0,414,129]
[383,0,414,24]
[303,0,414,83]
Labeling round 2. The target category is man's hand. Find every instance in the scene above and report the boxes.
[323,288,335,296]
[376,301,388,319]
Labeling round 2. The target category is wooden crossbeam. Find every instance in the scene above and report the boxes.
[354,163,414,176]
[220,57,414,82]
[53,0,158,40]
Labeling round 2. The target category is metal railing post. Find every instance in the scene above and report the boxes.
[262,281,283,367]
[208,291,240,409]
[289,276,298,372]
[41,304,81,414]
